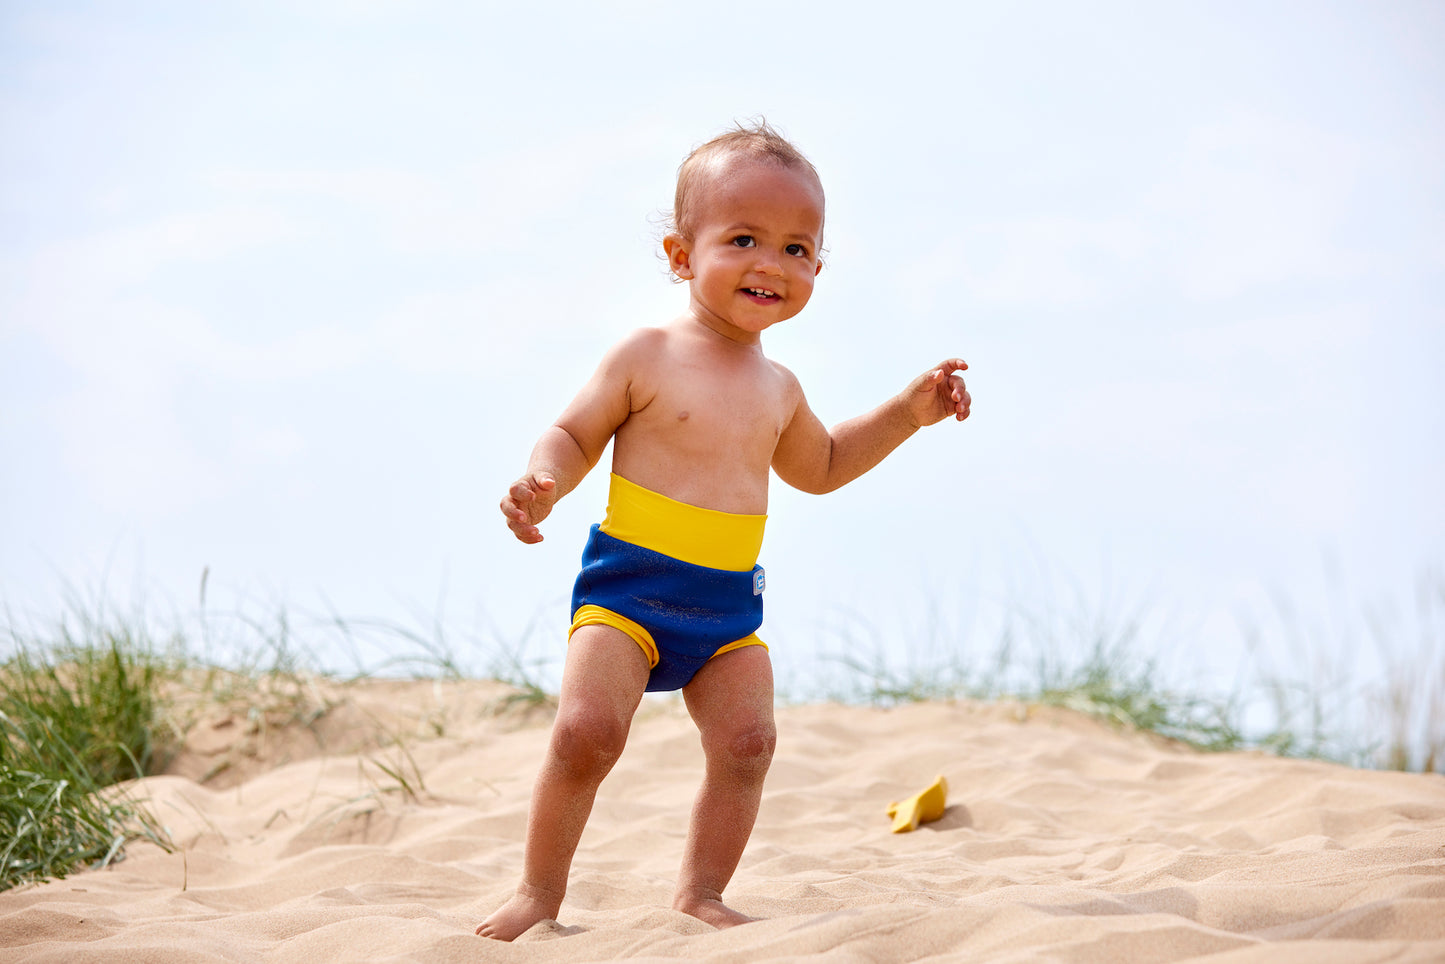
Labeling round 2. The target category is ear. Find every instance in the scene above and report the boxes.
[663,234,694,280]
[814,259,823,277]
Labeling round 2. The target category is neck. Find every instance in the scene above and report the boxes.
[685,304,765,348]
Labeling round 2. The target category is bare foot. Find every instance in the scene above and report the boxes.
[674,893,758,930]
[476,885,562,941]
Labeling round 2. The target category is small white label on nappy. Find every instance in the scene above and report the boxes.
[753,568,766,595]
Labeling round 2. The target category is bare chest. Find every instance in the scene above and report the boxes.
[627,364,791,461]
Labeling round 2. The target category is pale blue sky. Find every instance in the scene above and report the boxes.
[2,2,1441,694]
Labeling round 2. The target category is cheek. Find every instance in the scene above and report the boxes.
[787,273,817,310]
[701,247,741,272]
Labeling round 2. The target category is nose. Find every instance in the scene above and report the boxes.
[754,254,784,277]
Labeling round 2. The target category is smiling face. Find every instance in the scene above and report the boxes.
[664,156,825,343]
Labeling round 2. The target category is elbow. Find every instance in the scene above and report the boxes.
[774,439,844,495]
[776,470,829,496]
[791,473,845,496]
[811,474,846,495]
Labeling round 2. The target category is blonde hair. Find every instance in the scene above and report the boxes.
[667,119,823,242]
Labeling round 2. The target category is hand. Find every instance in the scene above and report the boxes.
[501,473,559,544]
[906,358,971,427]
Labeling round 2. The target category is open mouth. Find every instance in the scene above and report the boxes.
[744,287,779,300]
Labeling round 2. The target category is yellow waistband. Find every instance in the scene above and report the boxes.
[600,474,766,571]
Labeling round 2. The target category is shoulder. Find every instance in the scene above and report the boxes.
[765,357,805,399]
[591,326,674,413]
[755,356,806,428]
[601,325,671,366]
[619,324,671,350]
[585,326,671,383]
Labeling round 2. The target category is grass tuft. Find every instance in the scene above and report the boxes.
[1,615,176,890]
[1030,641,1248,753]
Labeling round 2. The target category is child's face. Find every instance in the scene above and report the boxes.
[666,157,825,341]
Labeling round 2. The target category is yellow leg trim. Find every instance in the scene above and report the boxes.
[709,633,769,661]
[570,605,659,669]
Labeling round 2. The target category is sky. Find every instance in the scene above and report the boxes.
[2,2,1442,700]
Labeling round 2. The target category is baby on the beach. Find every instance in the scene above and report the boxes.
[479,121,970,940]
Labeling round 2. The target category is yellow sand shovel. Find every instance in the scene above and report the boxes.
[887,775,949,833]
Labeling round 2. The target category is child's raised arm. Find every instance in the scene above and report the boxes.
[771,358,970,496]
[500,332,656,543]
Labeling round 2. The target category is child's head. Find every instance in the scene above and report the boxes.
[662,121,826,337]
[667,120,825,246]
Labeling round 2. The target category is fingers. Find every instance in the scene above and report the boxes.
[508,473,555,501]
[916,359,968,389]
[938,359,969,421]
[938,363,969,421]
[921,358,967,381]
[502,505,545,542]
[915,359,971,422]
[500,473,557,543]
[500,482,533,525]
[510,522,544,544]
[950,377,972,421]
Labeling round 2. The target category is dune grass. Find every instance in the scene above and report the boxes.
[822,629,1256,755]
[0,591,552,892]
[807,570,1444,770]
[1,616,177,891]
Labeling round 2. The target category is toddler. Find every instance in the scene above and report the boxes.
[478,121,970,940]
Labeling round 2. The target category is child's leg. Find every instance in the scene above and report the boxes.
[476,624,650,941]
[673,645,776,929]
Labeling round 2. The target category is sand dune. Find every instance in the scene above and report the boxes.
[2,681,1443,962]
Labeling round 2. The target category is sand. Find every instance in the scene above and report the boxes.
[2,679,1442,963]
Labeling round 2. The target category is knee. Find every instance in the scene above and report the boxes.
[549,708,629,778]
[707,719,776,778]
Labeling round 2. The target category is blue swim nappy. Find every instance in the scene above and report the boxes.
[568,475,768,692]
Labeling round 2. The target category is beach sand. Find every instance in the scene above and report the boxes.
[2,679,1442,962]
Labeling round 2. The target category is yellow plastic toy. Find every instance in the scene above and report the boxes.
[887,775,949,833]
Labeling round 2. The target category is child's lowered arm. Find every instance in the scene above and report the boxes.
[500,341,641,544]
[501,425,595,544]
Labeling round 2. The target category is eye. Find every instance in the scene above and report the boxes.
[731,235,755,248]
[785,243,810,258]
